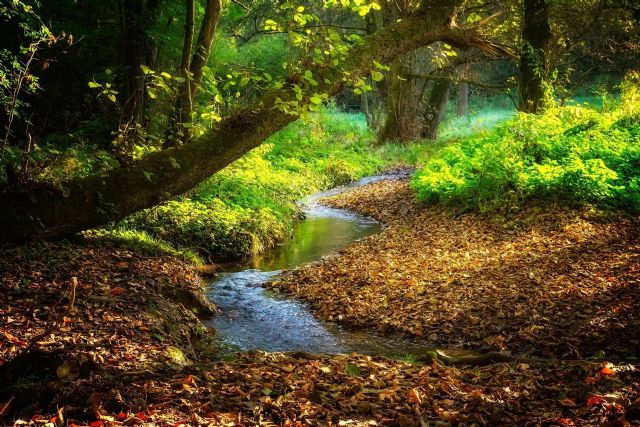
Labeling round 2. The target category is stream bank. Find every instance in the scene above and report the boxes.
[207,173,436,358]
[1,177,639,426]
[274,179,640,362]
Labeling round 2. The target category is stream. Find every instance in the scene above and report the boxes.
[206,174,431,358]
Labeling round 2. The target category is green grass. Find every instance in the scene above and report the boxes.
[439,94,516,141]
[120,107,428,261]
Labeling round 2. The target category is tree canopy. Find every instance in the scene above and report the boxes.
[0,0,638,239]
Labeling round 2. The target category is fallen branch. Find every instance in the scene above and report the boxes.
[420,350,551,366]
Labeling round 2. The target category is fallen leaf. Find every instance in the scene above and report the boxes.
[407,388,421,404]
[345,363,361,377]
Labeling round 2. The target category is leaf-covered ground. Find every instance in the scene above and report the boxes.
[1,188,640,426]
[274,179,640,362]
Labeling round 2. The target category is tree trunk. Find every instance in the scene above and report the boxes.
[457,82,469,116]
[379,54,426,142]
[360,8,386,131]
[169,0,222,145]
[518,0,551,113]
[422,78,451,139]
[0,2,504,241]
[167,0,196,144]
[118,0,148,155]
[189,0,221,93]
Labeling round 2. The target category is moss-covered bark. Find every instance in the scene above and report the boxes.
[518,0,551,113]
[0,3,504,241]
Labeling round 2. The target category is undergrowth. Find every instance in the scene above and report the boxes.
[116,108,429,261]
[412,74,640,213]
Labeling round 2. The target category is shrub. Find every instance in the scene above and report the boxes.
[412,75,640,213]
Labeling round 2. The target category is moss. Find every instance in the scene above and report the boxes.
[165,346,191,366]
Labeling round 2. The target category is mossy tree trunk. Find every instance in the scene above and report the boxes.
[518,0,551,113]
[422,78,451,139]
[0,1,506,241]
[379,53,427,142]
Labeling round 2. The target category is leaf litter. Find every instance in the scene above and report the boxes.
[0,179,639,425]
[274,179,640,362]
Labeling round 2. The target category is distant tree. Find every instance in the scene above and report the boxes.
[518,0,551,113]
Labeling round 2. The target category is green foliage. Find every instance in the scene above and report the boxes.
[1,0,52,144]
[124,107,421,260]
[412,80,640,213]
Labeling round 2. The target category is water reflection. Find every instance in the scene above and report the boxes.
[207,174,429,358]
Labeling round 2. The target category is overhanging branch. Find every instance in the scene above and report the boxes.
[0,7,511,241]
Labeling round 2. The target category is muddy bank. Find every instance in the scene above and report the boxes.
[273,179,640,361]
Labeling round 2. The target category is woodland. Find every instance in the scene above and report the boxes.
[1,0,640,425]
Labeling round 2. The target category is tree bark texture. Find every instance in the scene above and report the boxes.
[422,78,451,139]
[518,0,551,113]
[379,53,427,141]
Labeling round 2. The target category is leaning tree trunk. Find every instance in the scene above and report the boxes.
[0,2,507,241]
[422,78,451,139]
[518,0,551,113]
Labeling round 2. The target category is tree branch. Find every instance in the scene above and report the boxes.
[0,7,512,241]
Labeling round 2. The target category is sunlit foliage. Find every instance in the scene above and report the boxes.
[413,73,640,212]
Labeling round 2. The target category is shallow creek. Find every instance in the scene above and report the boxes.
[206,175,432,358]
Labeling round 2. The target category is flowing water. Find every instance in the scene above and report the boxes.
[206,174,431,358]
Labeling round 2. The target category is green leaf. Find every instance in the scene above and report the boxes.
[310,96,323,105]
[304,69,314,82]
[345,363,361,377]
[140,64,153,75]
[261,387,273,396]
[169,157,180,169]
[88,81,101,88]
[373,60,390,72]
[371,70,384,82]
[143,171,153,182]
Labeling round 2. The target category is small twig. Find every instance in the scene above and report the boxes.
[0,396,15,418]
[230,0,249,10]
[69,276,77,311]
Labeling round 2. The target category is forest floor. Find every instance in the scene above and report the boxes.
[274,179,640,362]
[0,180,639,426]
